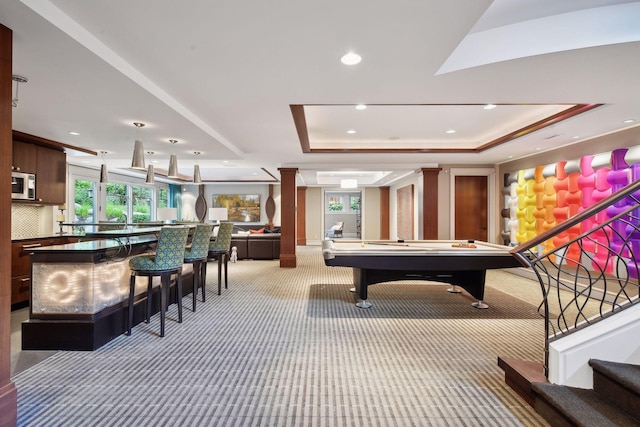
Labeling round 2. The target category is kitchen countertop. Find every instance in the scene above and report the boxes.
[30,236,157,254]
[11,234,79,243]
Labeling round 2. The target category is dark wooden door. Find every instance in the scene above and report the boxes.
[454,176,488,241]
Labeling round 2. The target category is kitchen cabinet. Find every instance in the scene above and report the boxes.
[36,145,66,204]
[12,135,66,204]
[12,140,37,173]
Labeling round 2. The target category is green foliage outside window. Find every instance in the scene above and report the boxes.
[328,202,343,211]
[74,179,94,222]
[350,197,361,211]
[105,183,127,221]
[132,186,151,222]
[158,188,168,208]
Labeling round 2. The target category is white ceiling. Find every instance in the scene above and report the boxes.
[2,0,640,187]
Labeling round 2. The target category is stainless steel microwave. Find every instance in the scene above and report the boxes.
[12,171,36,200]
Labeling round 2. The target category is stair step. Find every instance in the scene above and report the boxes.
[497,356,547,405]
[589,359,640,394]
[589,359,640,418]
[532,383,640,427]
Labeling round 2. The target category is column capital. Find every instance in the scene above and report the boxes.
[420,167,442,175]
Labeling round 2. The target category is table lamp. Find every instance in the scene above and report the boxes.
[208,207,228,224]
[56,203,66,235]
[157,207,178,224]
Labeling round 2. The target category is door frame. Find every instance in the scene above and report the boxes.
[322,189,364,240]
[449,168,496,243]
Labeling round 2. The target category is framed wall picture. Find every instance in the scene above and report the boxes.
[212,194,261,222]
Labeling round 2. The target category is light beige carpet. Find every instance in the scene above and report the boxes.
[13,246,549,426]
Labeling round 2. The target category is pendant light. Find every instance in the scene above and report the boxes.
[11,75,28,108]
[99,151,109,183]
[167,139,179,178]
[145,151,155,184]
[131,122,146,170]
[193,151,202,184]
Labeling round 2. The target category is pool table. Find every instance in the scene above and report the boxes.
[322,239,522,309]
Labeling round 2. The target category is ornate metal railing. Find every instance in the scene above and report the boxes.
[511,179,640,376]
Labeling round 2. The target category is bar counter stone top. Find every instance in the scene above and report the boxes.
[11,233,77,243]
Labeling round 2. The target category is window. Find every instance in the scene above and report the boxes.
[158,188,169,209]
[74,179,96,224]
[328,196,344,212]
[69,165,171,226]
[132,186,152,223]
[105,183,127,221]
[350,196,361,211]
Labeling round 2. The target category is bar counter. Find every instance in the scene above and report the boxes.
[22,235,194,350]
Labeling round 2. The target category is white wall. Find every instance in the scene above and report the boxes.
[306,187,323,243]
[363,187,380,241]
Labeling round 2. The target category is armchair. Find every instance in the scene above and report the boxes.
[325,221,344,238]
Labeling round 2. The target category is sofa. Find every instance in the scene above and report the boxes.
[218,224,280,260]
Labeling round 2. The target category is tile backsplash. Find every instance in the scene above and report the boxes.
[11,204,53,239]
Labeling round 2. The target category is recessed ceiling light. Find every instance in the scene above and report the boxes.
[572,135,580,139]
[68,131,80,136]
[222,160,230,164]
[341,52,361,65]
[445,129,456,134]
[483,104,497,110]
[355,104,367,110]
[536,147,542,151]
[347,130,356,134]
[508,155,513,158]
[623,119,635,123]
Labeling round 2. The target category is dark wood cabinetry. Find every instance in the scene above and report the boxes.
[35,145,66,204]
[12,132,67,204]
[12,140,37,173]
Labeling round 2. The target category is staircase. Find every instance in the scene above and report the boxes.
[499,180,640,426]
[531,359,640,426]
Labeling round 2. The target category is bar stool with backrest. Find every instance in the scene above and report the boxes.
[183,223,214,312]
[127,226,190,337]
[208,221,234,295]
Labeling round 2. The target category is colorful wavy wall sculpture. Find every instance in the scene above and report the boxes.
[505,145,640,274]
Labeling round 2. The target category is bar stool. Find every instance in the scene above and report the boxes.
[208,221,234,295]
[127,226,190,337]
[183,223,214,312]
